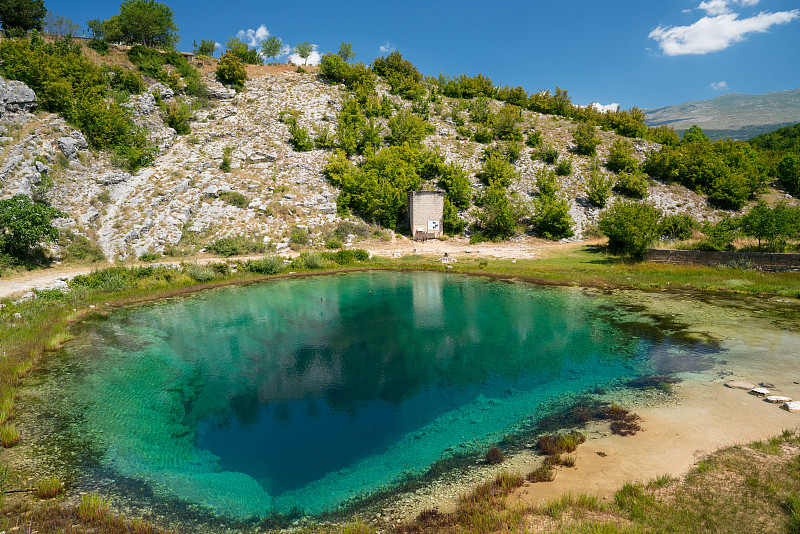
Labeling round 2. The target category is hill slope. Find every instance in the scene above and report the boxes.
[644,89,800,140]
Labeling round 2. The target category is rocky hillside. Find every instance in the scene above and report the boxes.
[644,89,800,141]
[0,59,730,262]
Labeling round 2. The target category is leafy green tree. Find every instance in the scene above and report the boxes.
[43,10,81,36]
[216,52,247,88]
[613,170,649,199]
[386,109,434,146]
[777,153,800,196]
[294,40,313,65]
[491,105,523,141]
[477,153,516,187]
[536,168,558,198]
[682,125,709,144]
[477,184,518,240]
[597,201,661,259]
[659,213,697,240]
[572,122,601,156]
[741,202,800,251]
[532,196,573,240]
[116,0,178,48]
[193,39,216,57]
[697,217,741,251]
[224,36,261,65]
[586,161,615,208]
[0,0,46,32]
[337,41,355,62]
[0,195,66,261]
[261,35,283,63]
[606,139,638,174]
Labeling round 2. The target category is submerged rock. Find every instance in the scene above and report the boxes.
[725,380,756,390]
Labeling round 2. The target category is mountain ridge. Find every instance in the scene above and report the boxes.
[644,89,800,140]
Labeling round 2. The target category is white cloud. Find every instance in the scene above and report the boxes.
[236,24,270,48]
[591,102,620,113]
[288,45,320,66]
[649,8,799,55]
[710,80,729,90]
[699,0,762,15]
[379,41,396,53]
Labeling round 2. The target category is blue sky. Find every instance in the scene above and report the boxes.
[46,0,800,110]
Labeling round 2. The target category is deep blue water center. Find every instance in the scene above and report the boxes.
[48,272,671,519]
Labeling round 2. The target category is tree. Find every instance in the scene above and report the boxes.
[337,41,355,62]
[0,0,46,32]
[741,202,800,251]
[216,53,247,88]
[532,196,573,240]
[386,109,434,146]
[476,153,516,187]
[224,36,261,65]
[98,0,179,48]
[261,34,283,63]
[43,10,81,36]
[477,185,518,240]
[598,201,661,259]
[682,124,709,144]
[777,153,800,196]
[193,38,216,57]
[573,122,601,156]
[606,139,638,174]
[0,195,66,261]
[295,40,313,65]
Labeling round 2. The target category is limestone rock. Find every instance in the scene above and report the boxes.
[725,380,756,390]
[750,387,770,396]
[782,401,800,412]
[0,77,37,115]
[57,137,79,160]
[765,395,792,404]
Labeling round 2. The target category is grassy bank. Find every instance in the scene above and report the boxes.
[1,246,799,532]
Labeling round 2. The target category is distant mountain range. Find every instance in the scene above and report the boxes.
[644,89,800,141]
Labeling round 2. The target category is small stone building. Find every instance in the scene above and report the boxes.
[408,191,444,240]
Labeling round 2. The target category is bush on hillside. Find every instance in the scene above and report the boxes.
[613,170,649,199]
[777,154,800,196]
[597,201,662,259]
[531,196,574,240]
[216,53,247,88]
[573,122,601,156]
[606,139,638,174]
[659,213,697,241]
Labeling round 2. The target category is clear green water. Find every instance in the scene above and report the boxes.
[32,272,699,520]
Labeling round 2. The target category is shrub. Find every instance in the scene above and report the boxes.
[606,139,638,173]
[613,170,649,199]
[537,432,587,455]
[778,154,800,196]
[741,202,800,251]
[206,236,265,257]
[598,201,661,259]
[219,146,232,172]
[536,168,558,198]
[325,237,343,249]
[289,226,310,245]
[535,145,559,164]
[472,127,493,144]
[216,53,247,88]
[0,195,65,263]
[526,129,543,148]
[386,109,434,146]
[371,51,423,99]
[109,65,144,94]
[244,255,285,274]
[293,251,329,270]
[218,191,249,208]
[58,231,106,263]
[477,153,516,187]
[587,166,615,208]
[532,196,574,240]
[696,217,740,251]
[573,122,601,156]
[182,263,214,281]
[477,185,519,240]
[659,213,697,240]
[289,122,314,152]
[555,158,572,176]
[491,104,523,141]
[163,99,192,134]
